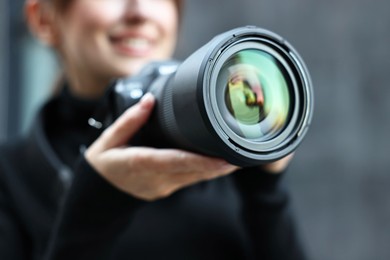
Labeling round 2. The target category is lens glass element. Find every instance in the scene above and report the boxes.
[217,49,291,140]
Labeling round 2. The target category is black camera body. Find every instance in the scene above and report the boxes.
[109,26,314,167]
[112,61,186,150]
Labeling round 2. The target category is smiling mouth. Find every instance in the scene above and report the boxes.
[111,37,153,56]
[122,38,151,49]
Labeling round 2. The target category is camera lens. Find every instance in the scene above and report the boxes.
[217,49,291,141]
[207,37,305,160]
[113,26,313,166]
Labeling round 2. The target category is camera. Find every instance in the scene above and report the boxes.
[107,26,313,167]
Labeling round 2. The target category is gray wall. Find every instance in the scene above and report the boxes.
[177,1,390,259]
[2,0,390,259]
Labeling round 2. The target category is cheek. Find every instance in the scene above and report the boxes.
[70,1,125,33]
[61,2,125,60]
[56,3,123,71]
[160,6,179,35]
[153,5,179,49]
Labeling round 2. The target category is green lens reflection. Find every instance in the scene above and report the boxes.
[217,49,291,140]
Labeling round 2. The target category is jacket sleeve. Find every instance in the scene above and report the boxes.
[234,167,307,260]
[44,156,145,260]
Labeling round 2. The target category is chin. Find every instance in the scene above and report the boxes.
[110,67,141,79]
[119,61,151,77]
[110,56,168,78]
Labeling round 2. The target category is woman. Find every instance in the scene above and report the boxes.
[0,0,306,259]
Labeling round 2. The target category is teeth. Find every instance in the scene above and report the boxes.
[121,38,150,50]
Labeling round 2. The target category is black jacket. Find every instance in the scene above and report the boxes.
[0,90,306,260]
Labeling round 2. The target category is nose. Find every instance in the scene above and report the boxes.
[124,0,149,23]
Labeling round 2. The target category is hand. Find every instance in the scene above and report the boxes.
[85,93,238,201]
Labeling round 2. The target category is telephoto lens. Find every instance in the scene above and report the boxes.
[112,26,314,167]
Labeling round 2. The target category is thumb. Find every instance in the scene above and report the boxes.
[96,93,155,151]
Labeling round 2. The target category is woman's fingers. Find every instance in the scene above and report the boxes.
[124,148,234,174]
[88,146,238,201]
[94,93,155,152]
[115,148,239,199]
[85,92,240,201]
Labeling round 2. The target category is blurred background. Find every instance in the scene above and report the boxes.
[1,0,390,259]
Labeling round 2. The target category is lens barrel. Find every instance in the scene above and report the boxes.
[113,26,313,167]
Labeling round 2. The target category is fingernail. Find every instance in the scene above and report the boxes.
[140,93,155,108]
[140,92,154,102]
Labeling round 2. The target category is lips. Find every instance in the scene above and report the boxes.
[110,35,154,57]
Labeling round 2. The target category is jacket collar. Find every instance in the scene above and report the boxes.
[24,97,74,202]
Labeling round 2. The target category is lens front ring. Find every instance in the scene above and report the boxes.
[202,30,312,162]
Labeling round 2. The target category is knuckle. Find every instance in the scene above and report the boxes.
[127,151,149,169]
